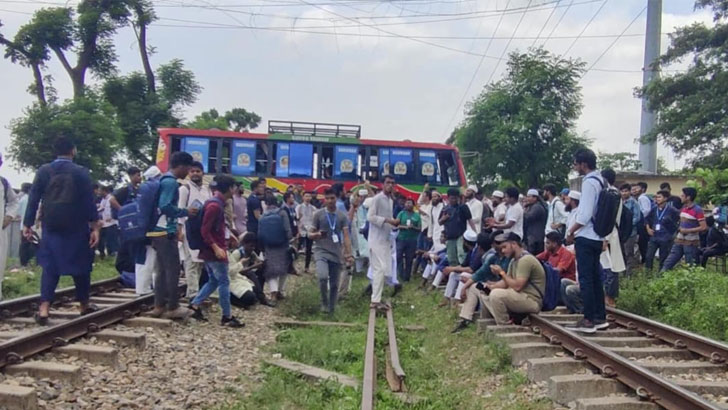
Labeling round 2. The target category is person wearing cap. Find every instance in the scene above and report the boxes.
[565,148,607,334]
[487,187,523,240]
[427,190,444,244]
[133,166,164,295]
[437,229,484,307]
[523,189,548,255]
[565,190,581,232]
[465,185,483,234]
[367,175,400,310]
[452,232,544,332]
[419,231,447,288]
[543,184,568,238]
[439,188,473,267]
[491,190,507,225]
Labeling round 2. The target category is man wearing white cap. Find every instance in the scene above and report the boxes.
[491,190,507,225]
[464,185,483,234]
[487,187,523,241]
[565,190,581,233]
[367,175,400,310]
[543,184,568,238]
[428,190,444,242]
[438,229,482,307]
[134,166,164,295]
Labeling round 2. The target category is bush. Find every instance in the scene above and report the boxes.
[619,267,728,341]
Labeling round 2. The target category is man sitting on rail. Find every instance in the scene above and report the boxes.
[437,230,483,308]
[452,233,545,332]
[419,231,447,289]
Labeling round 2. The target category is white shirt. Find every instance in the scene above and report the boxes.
[428,202,444,240]
[493,202,507,224]
[638,194,652,218]
[466,198,483,234]
[418,198,432,233]
[100,194,117,228]
[367,192,394,251]
[545,197,568,234]
[296,202,316,236]
[0,179,19,225]
[574,171,604,241]
[505,202,524,240]
[178,180,212,224]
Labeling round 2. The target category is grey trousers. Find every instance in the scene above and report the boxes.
[316,259,341,313]
[152,235,181,310]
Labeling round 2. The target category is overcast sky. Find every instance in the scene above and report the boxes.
[0,0,710,186]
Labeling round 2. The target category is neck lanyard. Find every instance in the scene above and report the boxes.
[656,205,668,222]
[326,211,337,232]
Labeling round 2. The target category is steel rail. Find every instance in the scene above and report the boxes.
[385,306,406,392]
[361,307,377,410]
[529,314,721,410]
[0,285,184,369]
[607,306,728,364]
[0,278,121,318]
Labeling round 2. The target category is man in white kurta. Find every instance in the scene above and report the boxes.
[177,163,212,298]
[0,168,19,300]
[367,176,399,307]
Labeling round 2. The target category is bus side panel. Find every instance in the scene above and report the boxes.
[156,131,172,173]
[258,177,425,201]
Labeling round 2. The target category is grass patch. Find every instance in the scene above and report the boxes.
[619,266,728,341]
[217,275,552,410]
[2,258,119,300]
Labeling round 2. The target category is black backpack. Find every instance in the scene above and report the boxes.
[41,167,77,232]
[617,203,633,244]
[588,176,621,238]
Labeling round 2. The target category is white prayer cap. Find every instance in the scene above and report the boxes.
[568,191,581,201]
[358,189,368,196]
[143,165,161,180]
[527,189,539,197]
[463,230,478,242]
[492,190,504,198]
[466,185,478,193]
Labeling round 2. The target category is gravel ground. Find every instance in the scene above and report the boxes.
[0,274,303,410]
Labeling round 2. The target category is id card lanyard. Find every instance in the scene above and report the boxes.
[655,206,668,231]
[326,212,340,244]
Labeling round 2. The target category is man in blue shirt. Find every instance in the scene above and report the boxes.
[146,152,198,319]
[566,148,607,334]
[644,190,680,271]
[24,137,100,324]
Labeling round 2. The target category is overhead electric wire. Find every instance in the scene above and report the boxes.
[562,0,607,56]
[541,0,574,46]
[531,0,561,47]
[583,6,646,75]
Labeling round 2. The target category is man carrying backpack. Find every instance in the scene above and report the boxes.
[258,194,293,301]
[23,137,100,324]
[146,152,198,319]
[566,148,608,334]
[177,161,211,298]
[188,175,244,327]
[451,232,544,331]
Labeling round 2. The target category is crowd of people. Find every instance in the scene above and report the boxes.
[4,138,728,336]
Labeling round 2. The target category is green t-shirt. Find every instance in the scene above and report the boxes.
[396,210,421,241]
[507,254,545,304]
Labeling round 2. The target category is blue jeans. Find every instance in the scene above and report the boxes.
[192,261,231,318]
[396,239,417,282]
[415,231,433,274]
[575,237,605,323]
[645,237,673,271]
[661,243,699,272]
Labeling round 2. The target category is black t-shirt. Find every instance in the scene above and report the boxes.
[247,194,263,233]
[112,184,137,207]
[668,196,682,210]
[443,203,472,240]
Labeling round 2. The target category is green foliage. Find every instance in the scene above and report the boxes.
[453,48,587,189]
[619,267,728,341]
[638,0,728,167]
[598,151,642,172]
[3,258,119,300]
[687,167,728,205]
[8,93,124,181]
[185,107,261,132]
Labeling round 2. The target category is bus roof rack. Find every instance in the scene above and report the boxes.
[268,120,361,139]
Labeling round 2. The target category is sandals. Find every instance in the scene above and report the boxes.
[34,312,49,326]
[80,304,100,316]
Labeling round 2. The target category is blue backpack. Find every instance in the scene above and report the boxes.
[186,197,224,250]
[531,261,560,312]
[118,175,173,243]
[258,210,288,247]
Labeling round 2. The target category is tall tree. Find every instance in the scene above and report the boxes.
[599,152,642,171]
[453,48,587,189]
[0,20,50,105]
[639,0,728,167]
[185,108,261,131]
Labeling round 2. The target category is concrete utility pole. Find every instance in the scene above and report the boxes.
[638,0,662,173]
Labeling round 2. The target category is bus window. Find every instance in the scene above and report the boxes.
[182,137,210,173]
[255,141,269,175]
[378,148,390,177]
[221,140,231,174]
[418,150,438,184]
[208,140,218,173]
[367,149,379,181]
[390,148,413,182]
[320,146,334,180]
[334,145,358,180]
[273,142,290,177]
[437,151,460,186]
[171,136,182,154]
[289,143,313,178]
[231,140,256,176]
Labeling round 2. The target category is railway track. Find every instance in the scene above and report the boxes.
[0,279,186,409]
[362,303,407,410]
[480,306,728,409]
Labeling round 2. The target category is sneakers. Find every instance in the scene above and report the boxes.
[566,319,597,334]
[221,316,245,328]
[594,320,610,330]
[188,305,208,322]
[451,319,472,334]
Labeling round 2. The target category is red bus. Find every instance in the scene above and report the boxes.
[155,121,466,199]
